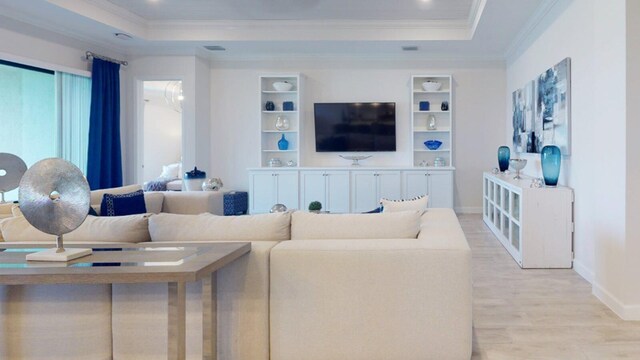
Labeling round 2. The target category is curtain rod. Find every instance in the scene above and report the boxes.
[85,51,128,66]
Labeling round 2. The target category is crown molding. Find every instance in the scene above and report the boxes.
[503,0,562,62]
[46,0,147,37]
[206,52,506,67]
[467,0,487,37]
[146,19,472,41]
[80,0,147,27]
[0,10,126,59]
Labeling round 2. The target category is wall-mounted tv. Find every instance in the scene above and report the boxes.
[314,102,396,152]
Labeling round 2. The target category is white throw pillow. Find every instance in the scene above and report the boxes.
[0,214,151,243]
[291,210,421,240]
[149,212,291,242]
[159,162,181,179]
[381,195,428,213]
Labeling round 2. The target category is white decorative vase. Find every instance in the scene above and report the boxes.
[275,116,289,131]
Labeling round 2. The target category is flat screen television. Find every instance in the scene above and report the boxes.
[314,102,396,152]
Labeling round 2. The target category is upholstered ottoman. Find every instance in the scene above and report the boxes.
[223,191,248,216]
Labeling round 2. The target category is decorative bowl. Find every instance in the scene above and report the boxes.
[422,81,442,91]
[509,159,528,179]
[273,81,293,91]
[424,140,443,150]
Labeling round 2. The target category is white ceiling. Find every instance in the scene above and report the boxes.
[105,0,474,21]
[0,0,551,60]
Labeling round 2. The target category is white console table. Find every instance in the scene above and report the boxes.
[482,172,574,268]
[249,167,454,214]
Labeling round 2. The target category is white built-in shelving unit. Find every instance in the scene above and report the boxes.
[411,75,453,167]
[259,74,301,167]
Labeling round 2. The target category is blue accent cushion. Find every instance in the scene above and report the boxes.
[100,189,147,216]
[88,206,99,216]
[223,191,248,216]
[363,206,383,213]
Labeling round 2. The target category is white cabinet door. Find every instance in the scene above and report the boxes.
[275,171,299,210]
[377,171,402,201]
[403,171,429,199]
[300,171,327,210]
[427,171,453,208]
[249,172,276,214]
[351,172,378,213]
[326,171,350,213]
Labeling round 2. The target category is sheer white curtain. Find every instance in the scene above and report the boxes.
[60,72,91,173]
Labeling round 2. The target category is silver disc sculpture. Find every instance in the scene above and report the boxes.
[0,153,28,203]
[19,158,91,261]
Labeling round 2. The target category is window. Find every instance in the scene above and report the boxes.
[0,59,91,200]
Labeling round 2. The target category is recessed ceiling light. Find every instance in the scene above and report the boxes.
[204,45,226,51]
[114,33,133,40]
[402,46,419,51]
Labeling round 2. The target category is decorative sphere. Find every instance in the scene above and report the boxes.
[270,204,288,213]
[202,177,223,191]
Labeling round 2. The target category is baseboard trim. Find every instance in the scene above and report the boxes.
[455,207,482,214]
[593,282,640,320]
[572,259,593,284]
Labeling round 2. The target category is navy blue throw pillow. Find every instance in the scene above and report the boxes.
[100,190,147,216]
[363,206,383,214]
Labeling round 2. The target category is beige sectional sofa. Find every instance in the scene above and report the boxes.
[0,193,472,360]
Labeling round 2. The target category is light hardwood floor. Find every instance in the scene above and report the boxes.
[460,214,640,359]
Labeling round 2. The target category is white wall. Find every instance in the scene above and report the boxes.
[210,58,506,212]
[507,0,640,319]
[506,0,598,282]
[0,21,90,73]
[624,0,640,307]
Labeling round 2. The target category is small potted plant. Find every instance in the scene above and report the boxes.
[308,201,322,213]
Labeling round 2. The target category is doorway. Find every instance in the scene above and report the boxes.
[141,80,183,183]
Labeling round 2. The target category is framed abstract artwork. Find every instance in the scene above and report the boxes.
[512,58,571,155]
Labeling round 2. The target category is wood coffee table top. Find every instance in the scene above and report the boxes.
[0,242,251,285]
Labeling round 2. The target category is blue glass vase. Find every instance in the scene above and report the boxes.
[541,145,561,186]
[497,146,510,172]
[278,134,289,150]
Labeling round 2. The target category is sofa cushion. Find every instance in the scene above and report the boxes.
[143,192,164,214]
[149,212,291,242]
[291,210,422,240]
[101,190,147,216]
[381,195,428,213]
[0,214,151,243]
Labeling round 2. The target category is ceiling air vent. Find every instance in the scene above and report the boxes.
[402,46,419,51]
[204,45,226,51]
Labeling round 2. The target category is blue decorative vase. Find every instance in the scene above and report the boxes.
[497,146,510,172]
[541,145,561,186]
[265,101,275,111]
[419,101,430,111]
[278,134,289,150]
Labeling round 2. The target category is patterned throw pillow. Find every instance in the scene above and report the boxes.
[380,195,428,213]
[100,189,147,216]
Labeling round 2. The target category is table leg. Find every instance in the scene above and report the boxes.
[202,273,217,360]
[168,281,186,360]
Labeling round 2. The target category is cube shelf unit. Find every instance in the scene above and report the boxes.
[260,74,301,167]
[411,75,453,167]
[482,172,574,269]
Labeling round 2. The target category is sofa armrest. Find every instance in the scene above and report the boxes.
[160,191,224,215]
[270,238,472,360]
